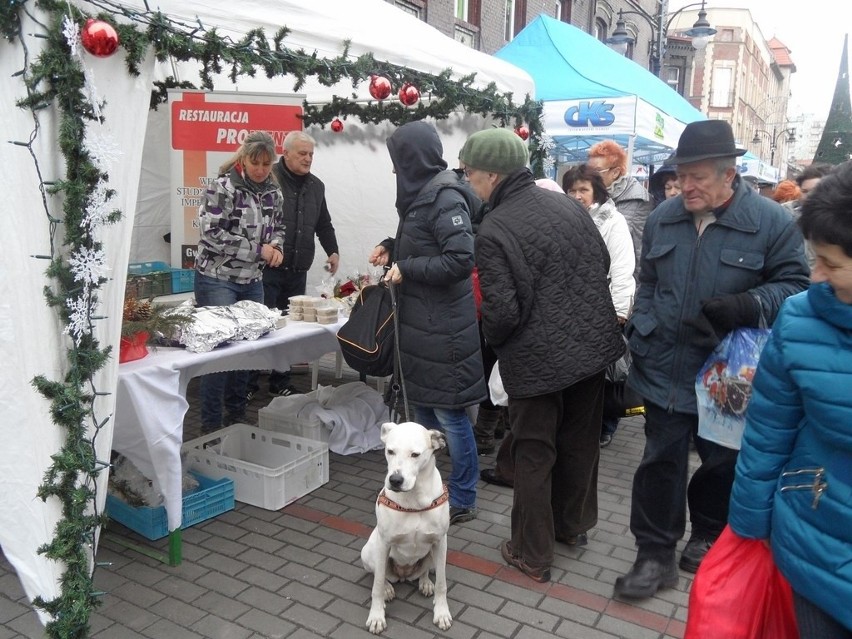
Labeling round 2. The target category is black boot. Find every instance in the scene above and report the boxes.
[614,552,678,599]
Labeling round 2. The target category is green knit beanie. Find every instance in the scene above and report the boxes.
[459,128,529,174]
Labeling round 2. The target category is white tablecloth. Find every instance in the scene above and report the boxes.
[113,319,343,530]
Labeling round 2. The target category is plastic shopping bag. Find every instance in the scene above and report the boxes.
[695,327,771,449]
[488,361,508,407]
[685,526,798,639]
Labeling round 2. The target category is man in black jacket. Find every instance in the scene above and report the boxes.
[462,128,624,583]
[251,130,340,397]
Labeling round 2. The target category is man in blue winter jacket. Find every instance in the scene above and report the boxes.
[613,120,810,599]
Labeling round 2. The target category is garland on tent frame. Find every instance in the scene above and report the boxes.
[4,1,548,637]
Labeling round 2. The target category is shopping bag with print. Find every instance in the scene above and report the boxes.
[695,327,771,449]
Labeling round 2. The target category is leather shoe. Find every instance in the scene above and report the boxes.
[480,468,514,488]
[500,541,550,583]
[679,534,714,573]
[613,556,678,599]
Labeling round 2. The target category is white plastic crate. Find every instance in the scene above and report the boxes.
[182,424,329,510]
[258,405,329,444]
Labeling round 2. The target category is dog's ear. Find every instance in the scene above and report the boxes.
[380,422,397,444]
[429,430,447,451]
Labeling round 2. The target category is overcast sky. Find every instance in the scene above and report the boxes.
[668,0,851,118]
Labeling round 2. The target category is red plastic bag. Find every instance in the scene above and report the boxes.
[685,526,798,639]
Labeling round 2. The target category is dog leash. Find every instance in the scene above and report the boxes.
[387,280,410,422]
[376,484,449,513]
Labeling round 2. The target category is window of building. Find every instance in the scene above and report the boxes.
[394,0,423,19]
[720,28,734,42]
[456,0,469,21]
[594,17,607,42]
[665,66,680,90]
[711,66,733,107]
[505,0,515,40]
[555,0,571,22]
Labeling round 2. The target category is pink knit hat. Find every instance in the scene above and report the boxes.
[535,178,564,193]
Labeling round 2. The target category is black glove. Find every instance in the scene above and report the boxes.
[683,312,723,351]
[701,293,761,334]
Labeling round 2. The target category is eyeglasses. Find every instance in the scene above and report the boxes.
[594,167,613,175]
[463,167,476,178]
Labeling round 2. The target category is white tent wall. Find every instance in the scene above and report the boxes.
[135,108,493,289]
[1,5,156,622]
[2,0,533,620]
[128,0,534,289]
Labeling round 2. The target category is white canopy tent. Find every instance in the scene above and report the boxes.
[0,0,533,623]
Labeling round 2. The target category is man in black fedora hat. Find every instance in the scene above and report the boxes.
[613,119,810,599]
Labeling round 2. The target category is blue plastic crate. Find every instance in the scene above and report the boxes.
[170,268,195,293]
[127,261,170,276]
[106,471,234,540]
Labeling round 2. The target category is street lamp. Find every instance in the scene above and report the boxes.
[606,0,717,77]
[752,126,797,166]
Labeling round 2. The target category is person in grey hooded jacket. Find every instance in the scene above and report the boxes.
[368,121,486,525]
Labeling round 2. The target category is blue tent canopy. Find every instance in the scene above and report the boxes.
[496,15,706,165]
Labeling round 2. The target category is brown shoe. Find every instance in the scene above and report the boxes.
[500,541,550,583]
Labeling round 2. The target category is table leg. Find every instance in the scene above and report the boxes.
[104,528,183,567]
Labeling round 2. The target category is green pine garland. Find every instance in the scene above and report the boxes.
[7,1,545,637]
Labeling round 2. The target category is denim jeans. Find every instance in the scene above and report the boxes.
[194,272,264,430]
[601,415,619,437]
[630,401,738,557]
[793,591,852,639]
[413,406,478,510]
[247,268,308,392]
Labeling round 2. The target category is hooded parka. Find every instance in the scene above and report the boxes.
[385,121,486,409]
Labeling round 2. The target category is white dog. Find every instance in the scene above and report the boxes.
[361,421,452,634]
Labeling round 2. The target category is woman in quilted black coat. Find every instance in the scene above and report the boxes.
[368,121,486,524]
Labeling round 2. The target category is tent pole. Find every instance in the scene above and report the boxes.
[626,135,636,172]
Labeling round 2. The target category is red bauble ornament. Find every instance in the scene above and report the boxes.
[81,18,120,58]
[514,124,530,141]
[330,118,344,133]
[398,83,421,107]
[369,75,392,100]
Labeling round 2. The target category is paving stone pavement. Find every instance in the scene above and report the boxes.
[1,353,698,638]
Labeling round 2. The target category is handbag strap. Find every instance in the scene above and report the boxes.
[387,280,410,422]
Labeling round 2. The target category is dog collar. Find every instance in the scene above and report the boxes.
[377,484,449,513]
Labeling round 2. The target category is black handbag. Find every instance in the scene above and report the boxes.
[603,334,644,419]
[336,283,396,377]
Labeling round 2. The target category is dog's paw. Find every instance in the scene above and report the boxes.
[366,612,387,635]
[418,575,434,597]
[383,582,396,602]
[433,606,452,631]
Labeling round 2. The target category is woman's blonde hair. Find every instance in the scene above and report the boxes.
[219,131,276,176]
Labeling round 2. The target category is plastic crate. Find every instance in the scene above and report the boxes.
[170,268,195,293]
[126,261,172,299]
[258,406,329,444]
[105,471,234,540]
[182,424,329,510]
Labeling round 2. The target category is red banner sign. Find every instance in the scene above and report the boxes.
[171,100,303,153]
